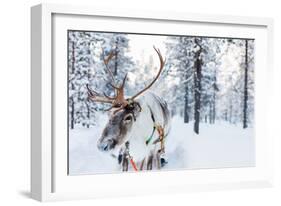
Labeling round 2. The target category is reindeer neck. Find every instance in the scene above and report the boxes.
[126,102,155,162]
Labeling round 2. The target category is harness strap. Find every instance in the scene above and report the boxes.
[145,106,165,147]
[146,126,156,145]
[124,141,139,171]
[156,125,165,152]
[129,156,138,171]
[122,106,166,172]
[146,106,157,145]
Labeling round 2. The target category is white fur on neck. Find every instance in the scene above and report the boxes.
[126,92,170,162]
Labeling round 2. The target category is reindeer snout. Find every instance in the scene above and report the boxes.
[97,138,116,151]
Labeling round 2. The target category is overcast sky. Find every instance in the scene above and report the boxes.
[127,34,167,65]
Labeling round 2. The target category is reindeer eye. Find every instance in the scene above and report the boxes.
[123,114,133,123]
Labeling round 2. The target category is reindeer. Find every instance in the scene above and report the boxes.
[87,47,171,171]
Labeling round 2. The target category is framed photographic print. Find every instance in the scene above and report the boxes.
[31,3,274,201]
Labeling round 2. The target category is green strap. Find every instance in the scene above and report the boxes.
[146,126,156,145]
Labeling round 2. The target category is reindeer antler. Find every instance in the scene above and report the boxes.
[102,49,116,84]
[130,46,165,100]
[87,50,129,110]
[87,46,165,112]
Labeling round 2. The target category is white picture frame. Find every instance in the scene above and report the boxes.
[31,3,274,202]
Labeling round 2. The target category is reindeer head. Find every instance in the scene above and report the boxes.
[87,47,165,152]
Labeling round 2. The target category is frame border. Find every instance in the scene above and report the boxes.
[31,3,274,201]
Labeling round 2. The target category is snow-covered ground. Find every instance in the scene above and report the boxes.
[69,115,255,175]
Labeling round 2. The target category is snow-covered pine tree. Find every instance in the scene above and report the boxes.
[68,31,99,128]
[215,38,254,127]
[247,40,255,126]
[193,37,203,134]
[68,34,76,129]
[68,31,134,128]
[242,39,255,128]
[215,39,243,124]
[97,33,134,100]
[130,53,156,95]
[165,36,247,133]
[165,36,195,121]
[200,38,227,124]
[243,40,249,128]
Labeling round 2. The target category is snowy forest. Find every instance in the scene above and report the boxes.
[68,31,255,175]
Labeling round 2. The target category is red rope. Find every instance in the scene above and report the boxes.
[129,157,138,171]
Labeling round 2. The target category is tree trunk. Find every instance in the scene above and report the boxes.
[70,97,75,129]
[194,43,202,134]
[243,40,248,129]
[70,41,75,129]
[86,103,90,128]
[209,103,212,124]
[212,70,217,124]
[212,95,216,124]
[184,84,189,123]
[229,101,233,124]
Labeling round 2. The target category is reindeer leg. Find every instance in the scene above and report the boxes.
[153,143,162,170]
[158,126,168,168]
[139,158,146,171]
[122,155,129,172]
[146,155,153,170]
[156,152,161,169]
